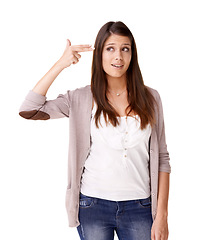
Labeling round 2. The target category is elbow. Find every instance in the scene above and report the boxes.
[19,110,50,120]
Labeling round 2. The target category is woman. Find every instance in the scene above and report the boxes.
[19,21,171,240]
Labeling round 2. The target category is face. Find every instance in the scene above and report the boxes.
[102,34,132,80]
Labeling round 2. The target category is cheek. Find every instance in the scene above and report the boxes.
[102,53,110,71]
[125,54,132,67]
[102,52,110,62]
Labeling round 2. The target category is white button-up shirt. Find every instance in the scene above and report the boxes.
[80,101,152,201]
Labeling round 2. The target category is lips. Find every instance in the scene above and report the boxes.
[111,64,124,68]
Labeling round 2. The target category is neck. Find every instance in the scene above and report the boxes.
[107,75,127,92]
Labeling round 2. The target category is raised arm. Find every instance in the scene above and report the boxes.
[19,40,93,120]
[33,39,93,96]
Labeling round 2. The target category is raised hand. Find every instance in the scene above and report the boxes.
[58,39,94,68]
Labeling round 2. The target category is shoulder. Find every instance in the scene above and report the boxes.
[145,85,160,100]
[69,84,91,96]
[145,85,164,117]
[65,85,91,99]
[65,85,92,106]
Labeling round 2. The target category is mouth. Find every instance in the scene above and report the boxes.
[111,64,124,69]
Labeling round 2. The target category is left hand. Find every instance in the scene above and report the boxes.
[151,215,169,240]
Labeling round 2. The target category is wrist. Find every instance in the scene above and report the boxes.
[156,210,168,219]
[55,58,67,71]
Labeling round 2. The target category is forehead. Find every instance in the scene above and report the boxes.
[104,34,131,46]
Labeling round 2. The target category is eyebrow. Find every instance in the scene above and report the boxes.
[105,43,131,46]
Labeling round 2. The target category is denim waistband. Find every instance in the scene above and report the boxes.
[79,192,151,203]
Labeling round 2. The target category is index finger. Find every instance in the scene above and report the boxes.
[72,45,94,52]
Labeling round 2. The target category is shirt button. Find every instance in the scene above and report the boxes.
[126,132,128,134]
[150,149,153,153]
[124,155,127,157]
[124,148,127,150]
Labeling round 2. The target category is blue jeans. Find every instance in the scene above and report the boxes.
[77,192,153,240]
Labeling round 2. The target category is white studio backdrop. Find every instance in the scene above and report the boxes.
[0,0,201,239]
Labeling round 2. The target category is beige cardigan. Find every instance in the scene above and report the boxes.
[19,84,171,227]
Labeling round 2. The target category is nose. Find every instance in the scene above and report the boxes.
[115,50,123,61]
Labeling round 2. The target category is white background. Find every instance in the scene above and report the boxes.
[0,0,201,239]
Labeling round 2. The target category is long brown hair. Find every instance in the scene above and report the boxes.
[91,21,156,130]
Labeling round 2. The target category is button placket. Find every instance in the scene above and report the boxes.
[122,116,128,166]
[124,116,128,149]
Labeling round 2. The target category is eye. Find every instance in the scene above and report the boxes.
[106,47,114,52]
[122,47,130,52]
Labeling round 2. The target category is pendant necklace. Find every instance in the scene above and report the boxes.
[108,88,127,96]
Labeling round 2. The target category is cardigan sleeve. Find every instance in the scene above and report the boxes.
[156,91,171,173]
[19,90,72,120]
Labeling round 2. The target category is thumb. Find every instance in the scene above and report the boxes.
[66,39,71,48]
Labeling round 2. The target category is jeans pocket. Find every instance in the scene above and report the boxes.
[79,193,94,208]
[138,196,151,208]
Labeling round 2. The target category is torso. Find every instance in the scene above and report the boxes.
[92,92,136,117]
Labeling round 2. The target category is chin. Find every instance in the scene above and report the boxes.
[106,72,126,79]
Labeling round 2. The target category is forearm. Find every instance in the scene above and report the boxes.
[32,60,64,96]
[156,171,170,218]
